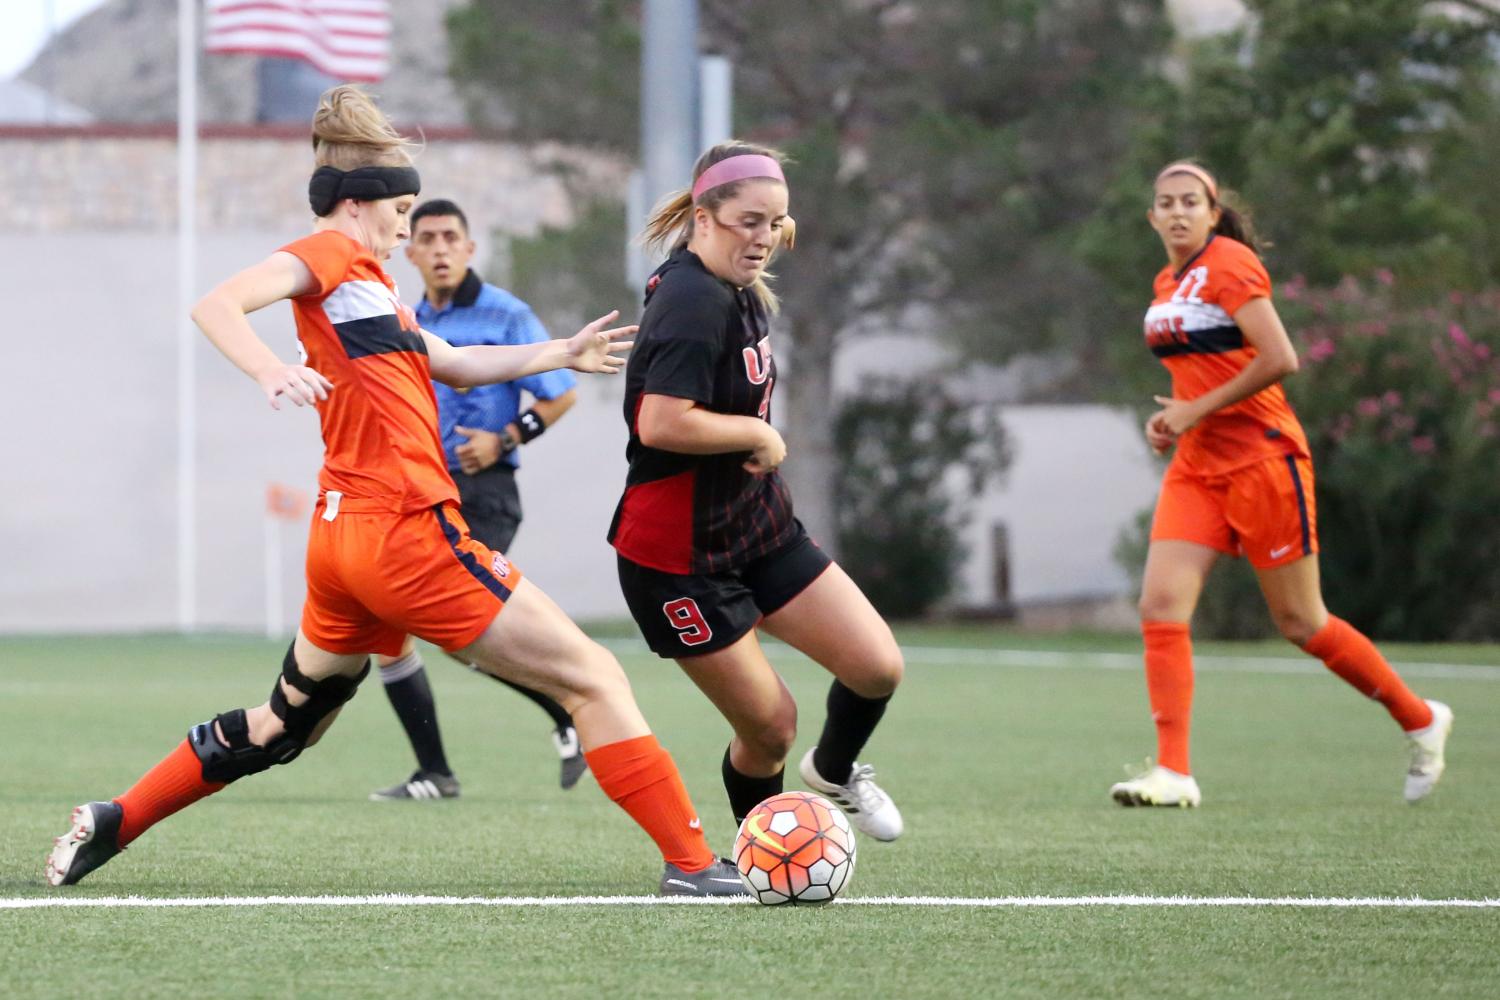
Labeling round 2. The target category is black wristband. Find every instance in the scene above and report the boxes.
[516,409,547,443]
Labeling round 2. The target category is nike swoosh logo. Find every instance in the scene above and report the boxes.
[1270,544,1295,559]
[743,813,785,853]
[688,818,701,830]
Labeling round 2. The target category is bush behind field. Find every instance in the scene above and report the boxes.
[1283,278,1500,640]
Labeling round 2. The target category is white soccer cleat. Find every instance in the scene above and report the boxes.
[799,747,903,841]
[1110,764,1202,808]
[1404,700,1453,803]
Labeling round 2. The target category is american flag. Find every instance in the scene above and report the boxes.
[204,1,392,83]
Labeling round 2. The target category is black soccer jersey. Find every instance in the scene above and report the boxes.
[608,247,796,574]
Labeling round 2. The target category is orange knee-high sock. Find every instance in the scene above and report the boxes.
[1302,616,1433,731]
[1142,620,1194,775]
[114,740,225,847]
[585,734,714,873]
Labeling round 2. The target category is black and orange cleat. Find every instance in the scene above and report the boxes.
[45,801,124,887]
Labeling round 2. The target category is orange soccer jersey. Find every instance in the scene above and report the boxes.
[279,230,457,512]
[1143,234,1309,477]
[277,231,518,655]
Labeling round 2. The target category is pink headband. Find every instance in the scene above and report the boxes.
[1156,162,1219,202]
[691,154,786,202]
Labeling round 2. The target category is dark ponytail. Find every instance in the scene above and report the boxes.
[1213,199,1266,256]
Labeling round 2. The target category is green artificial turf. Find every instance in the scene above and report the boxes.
[1,629,1496,998]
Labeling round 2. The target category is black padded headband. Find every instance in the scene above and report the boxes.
[308,165,421,217]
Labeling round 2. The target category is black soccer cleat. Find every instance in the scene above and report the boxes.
[46,801,124,887]
[552,725,588,791]
[659,857,751,898]
[368,770,461,801]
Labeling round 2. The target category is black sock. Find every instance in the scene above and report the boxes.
[491,674,573,730]
[722,744,784,826]
[812,681,892,785]
[380,651,452,776]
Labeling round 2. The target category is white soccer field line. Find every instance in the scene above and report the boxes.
[3,893,1498,911]
[598,638,1500,682]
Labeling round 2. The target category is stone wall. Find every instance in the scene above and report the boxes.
[5,127,628,236]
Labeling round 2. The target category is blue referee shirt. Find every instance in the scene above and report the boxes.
[415,269,577,471]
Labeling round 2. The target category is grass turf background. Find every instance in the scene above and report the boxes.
[1,628,1496,998]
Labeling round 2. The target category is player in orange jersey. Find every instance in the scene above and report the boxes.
[1110,161,1453,808]
[44,86,745,898]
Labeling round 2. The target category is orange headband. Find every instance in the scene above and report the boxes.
[1156,162,1219,202]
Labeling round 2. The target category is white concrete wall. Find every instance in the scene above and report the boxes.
[0,231,633,633]
[956,405,1162,608]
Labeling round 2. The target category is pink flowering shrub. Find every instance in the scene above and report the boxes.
[1281,278,1500,639]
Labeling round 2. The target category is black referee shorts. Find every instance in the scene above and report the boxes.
[452,464,523,553]
[617,521,833,659]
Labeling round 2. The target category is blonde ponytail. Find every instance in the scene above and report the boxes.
[311,85,418,171]
[641,189,695,255]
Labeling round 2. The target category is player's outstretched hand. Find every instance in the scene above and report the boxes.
[257,363,333,409]
[565,310,636,374]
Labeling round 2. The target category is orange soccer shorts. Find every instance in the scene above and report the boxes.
[301,497,523,657]
[1149,454,1318,569]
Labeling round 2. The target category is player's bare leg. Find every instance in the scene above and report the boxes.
[457,577,743,895]
[760,563,906,841]
[675,629,797,824]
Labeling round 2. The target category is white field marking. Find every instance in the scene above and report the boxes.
[2,894,1497,911]
[596,639,1500,682]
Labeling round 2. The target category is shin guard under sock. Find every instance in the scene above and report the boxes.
[115,740,226,847]
[585,734,714,872]
[721,744,784,826]
[1142,620,1194,774]
[812,681,891,785]
[1302,615,1433,731]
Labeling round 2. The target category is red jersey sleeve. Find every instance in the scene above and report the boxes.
[1210,238,1272,316]
[278,231,360,300]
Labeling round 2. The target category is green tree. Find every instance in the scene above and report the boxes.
[1085,0,1500,323]
[447,1,640,151]
[506,200,635,338]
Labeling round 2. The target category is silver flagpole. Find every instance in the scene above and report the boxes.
[177,0,198,630]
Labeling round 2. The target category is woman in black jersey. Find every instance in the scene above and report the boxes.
[609,141,904,841]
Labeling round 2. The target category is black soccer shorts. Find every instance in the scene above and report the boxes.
[617,521,833,658]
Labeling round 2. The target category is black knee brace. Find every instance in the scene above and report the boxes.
[186,645,370,784]
[269,644,369,741]
[188,708,302,784]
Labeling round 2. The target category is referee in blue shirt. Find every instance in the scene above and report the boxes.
[370,199,586,800]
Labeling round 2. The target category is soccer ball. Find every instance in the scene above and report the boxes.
[733,790,856,906]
